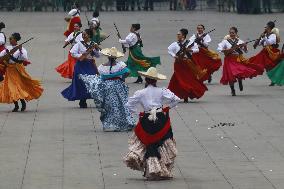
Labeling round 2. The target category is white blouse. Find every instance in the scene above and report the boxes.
[189,33,211,47]
[126,85,181,113]
[0,32,5,45]
[91,17,100,28]
[98,61,126,75]
[217,38,246,55]
[65,31,83,44]
[119,32,138,47]
[70,41,100,59]
[259,33,276,46]
[0,45,28,64]
[168,39,199,58]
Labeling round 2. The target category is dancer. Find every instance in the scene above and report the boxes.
[61,29,100,108]
[80,47,135,131]
[124,67,180,180]
[90,10,103,44]
[0,33,43,112]
[250,21,280,76]
[56,22,83,79]
[119,23,161,83]
[64,7,81,37]
[168,28,208,103]
[190,25,222,83]
[267,44,284,86]
[217,27,258,96]
[0,22,6,81]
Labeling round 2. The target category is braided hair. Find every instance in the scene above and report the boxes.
[108,57,116,74]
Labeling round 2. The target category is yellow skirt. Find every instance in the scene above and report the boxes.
[0,64,43,103]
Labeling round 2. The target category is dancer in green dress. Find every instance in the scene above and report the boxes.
[267,44,284,86]
[119,24,161,83]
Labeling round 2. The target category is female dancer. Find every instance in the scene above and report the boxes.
[217,27,258,96]
[119,23,160,83]
[267,44,284,86]
[64,7,81,37]
[0,22,6,81]
[56,22,83,79]
[124,67,180,180]
[168,28,207,103]
[0,33,43,112]
[80,47,135,131]
[190,24,222,83]
[61,29,100,108]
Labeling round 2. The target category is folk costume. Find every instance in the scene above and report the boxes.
[124,67,180,180]
[267,44,284,86]
[168,38,208,102]
[61,38,99,108]
[56,29,83,79]
[0,33,43,112]
[217,35,258,96]
[119,24,161,83]
[80,47,135,132]
[0,22,6,81]
[190,32,222,83]
[64,8,81,37]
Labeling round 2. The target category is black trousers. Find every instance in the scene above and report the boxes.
[170,0,177,10]
[117,0,126,11]
[144,0,153,10]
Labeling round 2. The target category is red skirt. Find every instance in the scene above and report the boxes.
[249,46,280,72]
[168,59,208,99]
[220,55,258,85]
[55,52,76,79]
[192,47,222,81]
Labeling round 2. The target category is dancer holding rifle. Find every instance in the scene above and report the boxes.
[56,22,83,79]
[0,33,43,112]
[0,22,6,82]
[61,29,100,108]
[249,21,281,83]
[118,23,161,83]
[168,28,208,103]
[217,27,259,96]
[190,25,222,83]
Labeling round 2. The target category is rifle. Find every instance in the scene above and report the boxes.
[195,28,216,47]
[63,32,82,48]
[0,37,34,62]
[114,22,127,53]
[224,39,257,56]
[253,20,277,49]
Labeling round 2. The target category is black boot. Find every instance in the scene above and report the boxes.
[184,98,189,103]
[230,83,236,96]
[79,99,87,108]
[269,82,275,86]
[208,75,212,83]
[238,79,243,91]
[134,76,143,84]
[12,101,19,112]
[20,99,26,112]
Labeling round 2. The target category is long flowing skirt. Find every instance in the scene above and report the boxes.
[80,75,135,131]
[220,55,258,85]
[0,63,43,103]
[192,47,222,81]
[124,109,177,180]
[267,59,284,86]
[126,45,161,77]
[56,52,76,79]
[61,59,98,101]
[168,58,208,99]
[249,46,280,72]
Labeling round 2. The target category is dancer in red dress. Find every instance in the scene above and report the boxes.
[168,28,207,103]
[190,24,222,83]
[250,21,281,86]
[64,7,81,37]
[56,22,83,79]
[217,27,258,96]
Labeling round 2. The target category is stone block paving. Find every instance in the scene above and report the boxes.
[0,11,284,189]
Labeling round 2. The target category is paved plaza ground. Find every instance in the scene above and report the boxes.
[0,11,284,189]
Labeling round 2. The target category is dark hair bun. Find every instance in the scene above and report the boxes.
[12,33,21,41]
[267,21,275,29]
[93,11,99,17]
[180,28,188,37]
[132,23,141,31]
[0,22,5,30]
[230,27,238,33]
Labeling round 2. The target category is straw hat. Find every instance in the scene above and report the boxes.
[101,47,124,58]
[138,67,167,80]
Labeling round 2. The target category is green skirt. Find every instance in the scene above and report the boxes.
[267,59,284,86]
[91,28,103,44]
[126,45,161,77]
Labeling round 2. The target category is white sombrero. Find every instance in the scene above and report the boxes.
[101,47,124,58]
[138,67,167,80]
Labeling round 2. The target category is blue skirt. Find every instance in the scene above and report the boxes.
[61,59,98,101]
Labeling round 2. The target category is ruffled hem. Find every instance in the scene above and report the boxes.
[56,53,76,79]
[123,134,177,180]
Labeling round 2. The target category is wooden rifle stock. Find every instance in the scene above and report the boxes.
[114,22,127,53]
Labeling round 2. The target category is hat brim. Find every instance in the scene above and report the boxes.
[101,48,124,58]
[138,71,167,80]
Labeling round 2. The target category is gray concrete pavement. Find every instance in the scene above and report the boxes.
[0,11,284,189]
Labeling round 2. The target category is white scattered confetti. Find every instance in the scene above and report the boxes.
[220,136,224,139]
[208,128,211,130]
[269,170,273,172]
[234,145,238,148]
[113,173,117,176]
[196,120,199,122]
[251,157,255,160]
